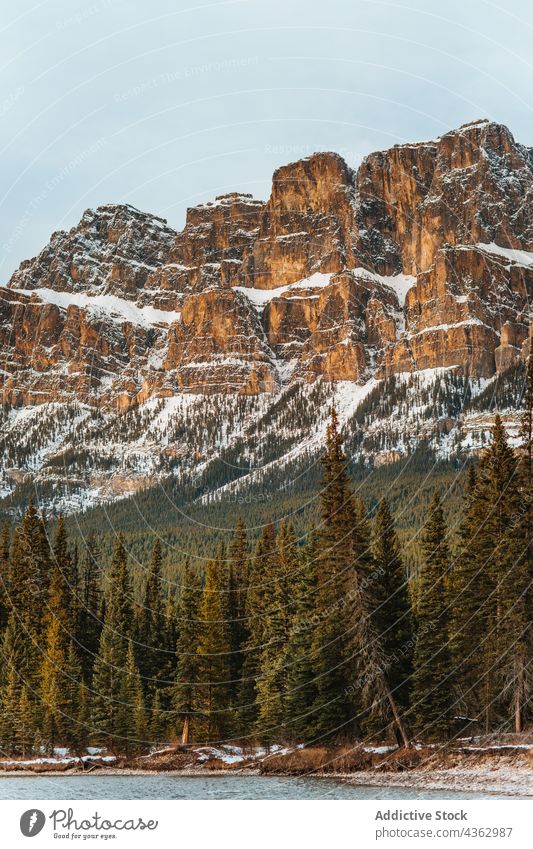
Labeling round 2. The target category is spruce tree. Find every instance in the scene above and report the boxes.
[18,685,35,757]
[255,522,297,744]
[283,526,319,743]
[411,491,454,740]
[449,464,489,725]
[227,518,249,704]
[40,614,69,752]
[479,415,522,731]
[196,556,232,743]
[51,515,79,638]
[91,535,134,752]
[238,523,277,736]
[9,503,51,636]
[138,538,173,702]
[498,363,533,732]
[173,562,202,744]
[311,408,360,739]
[123,640,147,752]
[0,615,25,754]
[371,498,413,712]
[78,534,102,682]
[0,521,10,633]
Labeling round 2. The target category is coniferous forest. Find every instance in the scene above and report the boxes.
[0,362,531,757]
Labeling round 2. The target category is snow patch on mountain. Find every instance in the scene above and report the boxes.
[475,242,533,267]
[12,288,182,327]
[234,272,334,308]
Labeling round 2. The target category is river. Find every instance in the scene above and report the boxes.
[0,775,507,800]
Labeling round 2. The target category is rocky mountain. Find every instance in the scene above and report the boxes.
[1,119,532,513]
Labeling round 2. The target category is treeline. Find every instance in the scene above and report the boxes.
[0,367,531,756]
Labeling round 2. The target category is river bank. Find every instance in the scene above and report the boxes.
[1,739,531,797]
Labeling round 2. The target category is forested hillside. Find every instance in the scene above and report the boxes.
[0,360,530,754]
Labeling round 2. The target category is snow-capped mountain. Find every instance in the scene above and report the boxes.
[1,119,531,513]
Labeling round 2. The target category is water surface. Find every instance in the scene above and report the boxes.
[0,775,510,800]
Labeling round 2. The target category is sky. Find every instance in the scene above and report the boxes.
[1,0,532,279]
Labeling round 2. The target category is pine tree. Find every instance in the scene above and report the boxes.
[18,685,35,757]
[227,518,249,704]
[310,408,360,740]
[498,362,533,732]
[51,515,79,638]
[450,414,529,734]
[283,526,319,743]
[78,534,102,682]
[411,491,454,740]
[0,615,25,754]
[173,562,202,743]
[238,524,277,736]
[76,682,91,753]
[9,503,51,636]
[196,556,232,743]
[255,522,297,744]
[477,416,521,731]
[449,464,489,725]
[64,640,83,751]
[371,499,413,712]
[137,538,175,713]
[123,640,147,752]
[91,535,134,752]
[149,689,165,746]
[39,518,84,751]
[0,521,10,633]
[40,613,68,751]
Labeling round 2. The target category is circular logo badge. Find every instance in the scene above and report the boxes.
[20,809,46,837]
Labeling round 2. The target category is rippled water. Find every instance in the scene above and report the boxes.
[0,775,505,800]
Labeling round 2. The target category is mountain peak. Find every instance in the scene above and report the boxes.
[1,119,532,512]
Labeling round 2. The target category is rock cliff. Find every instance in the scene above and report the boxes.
[1,119,532,509]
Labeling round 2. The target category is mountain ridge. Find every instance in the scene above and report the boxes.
[0,118,531,514]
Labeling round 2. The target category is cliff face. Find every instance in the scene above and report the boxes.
[356,120,533,274]
[247,153,357,289]
[1,118,532,510]
[3,118,531,412]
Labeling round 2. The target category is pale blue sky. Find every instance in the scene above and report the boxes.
[1,0,532,278]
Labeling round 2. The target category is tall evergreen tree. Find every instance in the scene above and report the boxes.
[91,535,135,752]
[138,538,173,700]
[498,362,533,732]
[78,534,102,682]
[51,515,79,638]
[311,408,368,740]
[255,522,297,743]
[40,609,69,750]
[196,555,232,743]
[173,562,202,744]
[227,518,249,704]
[9,503,51,636]
[0,521,10,633]
[283,526,319,743]
[411,491,454,740]
[0,614,27,754]
[123,640,147,752]
[371,499,413,712]
[449,464,486,724]
[238,523,277,736]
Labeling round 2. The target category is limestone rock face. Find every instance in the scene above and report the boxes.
[356,120,533,275]
[164,288,276,395]
[246,153,357,289]
[9,204,177,298]
[1,119,532,410]
[379,244,533,377]
[145,193,265,307]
